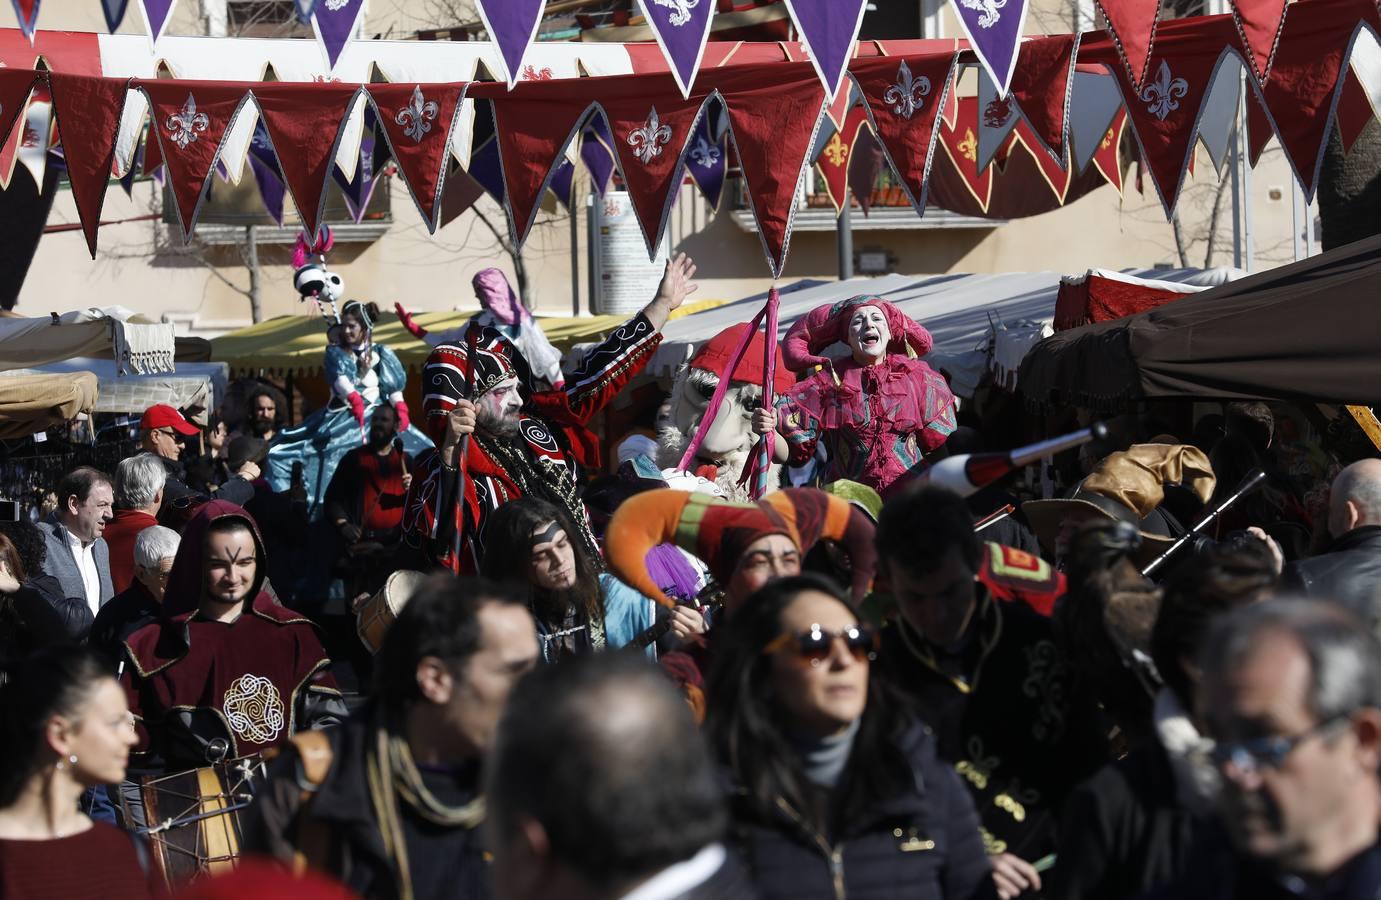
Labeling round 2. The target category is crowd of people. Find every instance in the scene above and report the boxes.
[1,255,1380,900]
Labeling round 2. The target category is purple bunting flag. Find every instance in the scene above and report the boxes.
[333,123,381,223]
[294,0,315,25]
[311,0,366,72]
[784,0,868,102]
[101,0,129,33]
[951,0,1029,98]
[685,109,726,209]
[12,0,40,43]
[580,122,615,197]
[474,0,548,87]
[548,158,575,211]
[635,0,717,98]
[468,136,507,205]
[138,0,178,45]
[250,156,286,226]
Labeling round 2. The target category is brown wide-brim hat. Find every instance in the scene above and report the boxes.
[1023,443,1215,565]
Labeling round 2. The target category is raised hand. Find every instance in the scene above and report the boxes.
[644,253,699,330]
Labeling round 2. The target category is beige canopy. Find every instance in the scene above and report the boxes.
[0,372,98,439]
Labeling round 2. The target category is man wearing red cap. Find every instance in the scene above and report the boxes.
[655,322,795,502]
[406,254,698,574]
[139,403,256,522]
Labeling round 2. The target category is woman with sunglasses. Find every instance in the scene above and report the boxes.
[705,573,995,900]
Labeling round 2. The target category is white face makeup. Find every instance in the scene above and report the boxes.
[846,306,891,364]
[476,376,524,438]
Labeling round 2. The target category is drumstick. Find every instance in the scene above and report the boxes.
[974,504,1015,533]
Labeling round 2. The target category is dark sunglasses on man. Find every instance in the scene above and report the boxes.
[765,623,878,667]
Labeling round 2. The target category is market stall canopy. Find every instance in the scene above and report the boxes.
[0,358,228,422]
[1019,234,1381,409]
[210,299,726,377]
[0,307,176,374]
[1052,267,1230,330]
[0,372,98,439]
[650,267,1230,399]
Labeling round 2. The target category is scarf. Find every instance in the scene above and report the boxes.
[793,718,861,789]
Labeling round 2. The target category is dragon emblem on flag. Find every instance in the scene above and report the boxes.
[1140,61,1189,122]
[959,0,1008,28]
[628,108,673,164]
[882,61,932,120]
[651,0,701,27]
[983,96,1014,128]
[165,94,210,150]
[397,86,440,143]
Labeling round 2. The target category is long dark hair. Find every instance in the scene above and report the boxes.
[480,497,604,624]
[704,573,913,830]
[0,645,113,806]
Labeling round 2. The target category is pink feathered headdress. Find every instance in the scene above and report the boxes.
[781,295,934,373]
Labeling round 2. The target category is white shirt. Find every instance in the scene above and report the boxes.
[64,528,102,615]
[619,844,727,900]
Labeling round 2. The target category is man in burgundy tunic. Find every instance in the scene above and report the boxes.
[121,501,345,772]
[405,254,699,574]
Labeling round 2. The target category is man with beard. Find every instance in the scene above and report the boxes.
[1146,597,1381,899]
[244,384,284,442]
[407,255,698,574]
[325,401,415,595]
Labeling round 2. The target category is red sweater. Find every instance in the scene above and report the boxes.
[103,509,158,594]
[0,822,151,899]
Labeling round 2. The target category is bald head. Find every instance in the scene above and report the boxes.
[1328,459,1381,538]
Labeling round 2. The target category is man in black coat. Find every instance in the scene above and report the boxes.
[1285,458,1381,624]
[138,403,256,525]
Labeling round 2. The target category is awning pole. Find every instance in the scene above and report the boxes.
[837,188,854,280]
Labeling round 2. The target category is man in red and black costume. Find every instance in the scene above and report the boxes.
[121,500,346,774]
[406,254,699,574]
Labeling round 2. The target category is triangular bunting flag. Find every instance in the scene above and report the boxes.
[48,73,131,258]
[1094,0,1160,89]
[1230,0,1290,84]
[850,53,960,215]
[1112,21,1231,215]
[1009,33,1080,161]
[468,135,507,205]
[1069,66,1124,174]
[937,98,993,213]
[12,0,39,43]
[489,91,593,245]
[686,107,728,210]
[138,0,178,46]
[951,0,1030,99]
[784,0,869,102]
[142,80,251,242]
[719,64,828,276]
[101,0,129,32]
[1008,116,1073,203]
[311,0,366,72]
[253,82,361,241]
[600,88,707,261]
[548,158,575,211]
[294,0,314,25]
[1246,87,1273,167]
[249,153,286,225]
[474,0,547,88]
[1252,2,1356,200]
[14,90,49,190]
[635,0,716,98]
[369,82,467,232]
[0,68,37,152]
[580,117,616,198]
[142,115,163,176]
[1336,68,1376,154]
[1092,109,1128,193]
[977,70,1021,171]
[817,104,870,212]
[1196,54,1243,174]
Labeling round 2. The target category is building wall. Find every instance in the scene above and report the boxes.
[3,0,1314,336]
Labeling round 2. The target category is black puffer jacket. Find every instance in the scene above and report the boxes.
[1284,526,1381,624]
[728,723,996,900]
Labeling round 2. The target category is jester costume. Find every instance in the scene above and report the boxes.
[404,313,661,574]
[120,502,346,772]
[775,296,957,496]
[266,300,432,518]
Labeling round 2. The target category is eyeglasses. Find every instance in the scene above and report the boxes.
[764,623,877,667]
[1209,714,1352,776]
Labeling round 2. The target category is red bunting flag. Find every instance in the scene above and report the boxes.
[1092,108,1128,194]
[600,88,709,260]
[816,103,871,213]
[369,82,468,233]
[1230,0,1290,84]
[141,80,250,241]
[48,72,131,258]
[936,98,993,213]
[1009,33,1080,162]
[0,68,36,152]
[488,90,597,246]
[1336,67,1376,154]
[1094,0,1160,89]
[717,63,828,276]
[850,52,960,214]
[253,82,362,241]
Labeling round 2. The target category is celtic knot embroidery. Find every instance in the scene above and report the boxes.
[222,674,285,744]
[165,94,210,150]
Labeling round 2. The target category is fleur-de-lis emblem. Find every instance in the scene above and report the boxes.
[627,107,673,165]
[882,60,932,120]
[165,93,210,150]
[689,134,720,169]
[982,96,1012,129]
[1100,127,1115,150]
[958,128,977,162]
[522,65,554,81]
[1139,61,1189,122]
[823,133,849,168]
[396,86,440,143]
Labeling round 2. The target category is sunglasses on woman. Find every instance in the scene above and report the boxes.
[764,623,877,666]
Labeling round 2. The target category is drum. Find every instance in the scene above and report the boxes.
[357,569,427,653]
[130,756,268,890]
